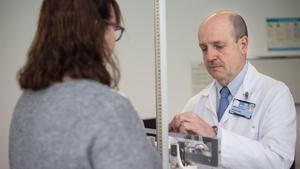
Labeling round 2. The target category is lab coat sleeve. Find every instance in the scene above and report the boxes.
[220,86,296,169]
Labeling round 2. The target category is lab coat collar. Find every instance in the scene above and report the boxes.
[235,63,259,103]
[201,80,216,96]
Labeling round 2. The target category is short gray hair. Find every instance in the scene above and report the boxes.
[229,14,248,42]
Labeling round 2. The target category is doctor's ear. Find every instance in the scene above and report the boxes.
[238,36,248,55]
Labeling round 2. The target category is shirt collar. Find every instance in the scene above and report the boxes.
[216,62,248,96]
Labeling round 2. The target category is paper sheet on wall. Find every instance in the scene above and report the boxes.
[191,62,212,96]
[266,18,300,51]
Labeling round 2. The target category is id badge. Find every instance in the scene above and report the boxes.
[229,98,255,119]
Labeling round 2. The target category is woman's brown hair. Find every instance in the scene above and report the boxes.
[18,0,121,90]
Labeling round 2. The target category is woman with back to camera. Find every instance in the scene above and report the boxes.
[9,0,162,169]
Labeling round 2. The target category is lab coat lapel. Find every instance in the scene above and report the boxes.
[204,81,218,124]
[220,63,258,124]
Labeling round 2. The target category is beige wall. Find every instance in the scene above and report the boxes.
[0,1,41,168]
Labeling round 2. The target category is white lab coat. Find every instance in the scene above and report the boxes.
[182,63,296,169]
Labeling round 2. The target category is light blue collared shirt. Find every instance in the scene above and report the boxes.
[216,62,248,111]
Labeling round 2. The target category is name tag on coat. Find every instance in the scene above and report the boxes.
[229,98,255,119]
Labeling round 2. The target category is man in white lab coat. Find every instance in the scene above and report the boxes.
[169,11,296,169]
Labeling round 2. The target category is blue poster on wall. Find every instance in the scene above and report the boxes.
[266,18,300,51]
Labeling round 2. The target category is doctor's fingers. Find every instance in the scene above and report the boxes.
[171,115,183,129]
[178,112,206,124]
[178,124,190,135]
[174,114,212,136]
[169,116,181,132]
[168,122,178,132]
[174,113,197,125]
[172,113,200,132]
[180,121,214,137]
[179,122,200,135]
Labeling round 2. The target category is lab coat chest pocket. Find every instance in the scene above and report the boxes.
[227,114,260,140]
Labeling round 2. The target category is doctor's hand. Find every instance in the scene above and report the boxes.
[169,112,216,138]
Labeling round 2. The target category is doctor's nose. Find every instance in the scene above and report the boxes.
[205,47,218,62]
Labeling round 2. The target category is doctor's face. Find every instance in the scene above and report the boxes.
[198,14,248,86]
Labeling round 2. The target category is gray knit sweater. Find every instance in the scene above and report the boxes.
[9,79,162,169]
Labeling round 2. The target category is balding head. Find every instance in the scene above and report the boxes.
[200,11,248,42]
